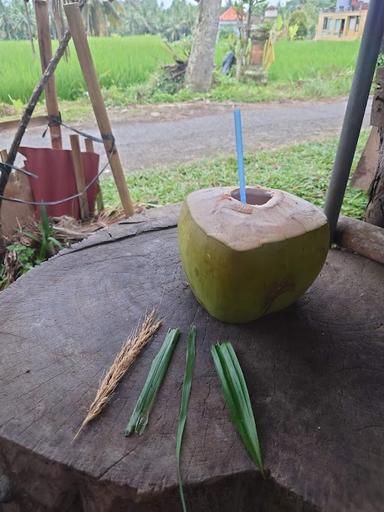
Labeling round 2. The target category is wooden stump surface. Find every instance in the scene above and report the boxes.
[0,205,383,512]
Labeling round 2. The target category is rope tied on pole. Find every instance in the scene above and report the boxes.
[42,115,116,153]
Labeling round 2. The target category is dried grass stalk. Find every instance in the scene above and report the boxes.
[74,310,161,440]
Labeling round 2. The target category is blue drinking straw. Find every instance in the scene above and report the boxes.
[234,109,247,204]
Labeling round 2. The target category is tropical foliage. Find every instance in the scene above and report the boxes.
[288,9,308,39]
[123,0,197,41]
[0,0,197,41]
[83,0,123,37]
[283,0,335,39]
[0,0,35,40]
[0,0,342,42]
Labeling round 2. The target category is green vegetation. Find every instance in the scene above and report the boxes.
[211,341,264,476]
[125,328,181,436]
[0,0,197,41]
[268,40,359,83]
[0,35,174,104]
[101,133,368,220]
[0,37,359,107]
[207,39,359,103]
[0,206,62,290]
[176,325,196,512]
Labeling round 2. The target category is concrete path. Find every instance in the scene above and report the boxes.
[0,98,371,173]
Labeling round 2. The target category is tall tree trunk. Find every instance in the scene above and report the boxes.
[365,64,384,227]
[185,0,221,92]
[91,5,103,36]
[24,0,35,54]
[246,0,254,40]
[364,128,384,227]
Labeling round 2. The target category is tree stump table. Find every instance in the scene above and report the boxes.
[0,205,383,512]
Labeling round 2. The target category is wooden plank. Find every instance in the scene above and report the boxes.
[70,134,89,220]
[0,150,8,163]
[351,126,380,190]
[85,137,104,212]
[0,216,383,511]
[34,0,62,150]
[336,215,384,265]
[84,138,95,154]
[64,2,134,216]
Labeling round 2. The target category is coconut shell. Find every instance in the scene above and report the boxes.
[178,186,329,323]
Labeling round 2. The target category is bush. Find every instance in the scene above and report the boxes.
[289,10,308,39]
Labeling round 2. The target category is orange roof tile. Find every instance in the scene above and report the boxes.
[219,6,243,22]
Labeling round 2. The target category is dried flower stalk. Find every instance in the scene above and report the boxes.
[74,310,161,440]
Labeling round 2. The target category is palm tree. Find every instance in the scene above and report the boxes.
[0,0,13,39]
[0,0,36,41]
[83,0,122,36]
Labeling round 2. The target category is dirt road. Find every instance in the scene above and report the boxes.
[0,98,371,172]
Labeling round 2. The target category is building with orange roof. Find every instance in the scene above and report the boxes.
[218,6,243,35]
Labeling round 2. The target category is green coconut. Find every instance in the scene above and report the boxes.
[178,186,329,323]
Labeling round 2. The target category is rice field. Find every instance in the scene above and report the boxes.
[0,35,174,104]
[207,38,360,103]
[216,39,360,82]
[0,36,360,105]
[268,40,360,82]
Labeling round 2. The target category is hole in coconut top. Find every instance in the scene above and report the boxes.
[231,188,272,206]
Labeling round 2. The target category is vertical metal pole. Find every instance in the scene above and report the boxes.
[324,0,384,239]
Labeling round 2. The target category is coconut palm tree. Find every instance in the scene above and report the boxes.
[82,0,122,36]
[0,0,36,40]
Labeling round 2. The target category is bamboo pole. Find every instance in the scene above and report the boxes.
[34,0,62,150]
[0,151,8,164]
[0,28,73,206]
[64,2,134,216]
[70,135,89,220]
[84,138,94,154]
[85,138,104,212]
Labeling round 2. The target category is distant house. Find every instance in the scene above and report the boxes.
[218,6,242,35]
[264,5,278,21]
[315,0,369,40]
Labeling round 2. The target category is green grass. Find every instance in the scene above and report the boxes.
[263,40,359,82]
[0,37,360,108]
[101,132,368,219]
[101,39,360,105]
[208,39,359,103]
[0,35,174,104]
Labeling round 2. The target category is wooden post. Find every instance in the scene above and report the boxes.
[34,0,62,150]
[0,4,78,236]
[0,150,8,164]
[85,138,104,212]
[84,138,94,154]
[70,135,89,220]
[64,2,134,216]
